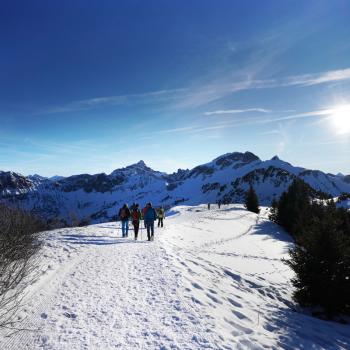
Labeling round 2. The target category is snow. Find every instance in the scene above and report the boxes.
[1,205,349,349]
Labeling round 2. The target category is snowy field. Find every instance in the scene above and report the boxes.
[1,204,349,349]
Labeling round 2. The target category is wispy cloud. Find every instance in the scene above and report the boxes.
[154,107,339,137]
[37,67,350,115]
[37,88,187,114]
[284,68,350,87]
[204,108,271,116]
[259,129,281,136]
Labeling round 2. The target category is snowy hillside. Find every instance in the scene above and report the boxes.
[1,205,349,349]
[1,152,350,224]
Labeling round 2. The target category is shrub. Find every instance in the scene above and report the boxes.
[0,204,45,329]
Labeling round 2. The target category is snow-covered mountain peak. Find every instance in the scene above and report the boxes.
[260,155,299,174]
[50,175,65,181]
[213,151,260,169]
[0,170,34,192]
[135,160,146,167]
[125,160,154,172]
[28,174,48,182]
[110,160,163,179]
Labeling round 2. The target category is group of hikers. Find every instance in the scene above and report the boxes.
[207,200,222,210]
[118,203,165,241]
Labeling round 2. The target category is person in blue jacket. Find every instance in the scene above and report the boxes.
[143,202,157,241]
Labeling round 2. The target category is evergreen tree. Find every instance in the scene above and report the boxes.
[276,179,311,241]
[245,186,260,214]
[286,205,350,318]
[273,179,350,318]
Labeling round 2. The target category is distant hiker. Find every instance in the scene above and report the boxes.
[143,202,157,241]
[208,203,211,210]
[118,204,131,237]
[131,203,142,240]
[157,206,165,227]
[218,200,221,209]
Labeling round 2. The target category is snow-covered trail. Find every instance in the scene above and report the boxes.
[1,225,223,349]
[1,205,350,349]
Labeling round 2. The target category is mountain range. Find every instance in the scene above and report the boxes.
[1,151,349,225]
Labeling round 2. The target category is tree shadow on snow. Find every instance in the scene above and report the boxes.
[60,235,151,245]
[253,219,293,243]
[95,225,116,229]
[263,305,350,349]
[219,206,245,213]
[252,220,294,252]
[62,234,118,240]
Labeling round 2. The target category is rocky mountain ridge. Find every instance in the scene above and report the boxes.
[1,151,349,224]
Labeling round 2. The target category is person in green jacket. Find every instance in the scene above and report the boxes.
[157,206,165,228]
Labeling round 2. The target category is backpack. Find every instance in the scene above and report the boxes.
[120,208,127,219]
[144,207,156,221]
[132,209,140,221]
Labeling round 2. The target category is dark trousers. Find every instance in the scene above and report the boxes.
[121,219,129,237]
[145,221,154,241]
[158,217,163,227]
[132,221,139,239]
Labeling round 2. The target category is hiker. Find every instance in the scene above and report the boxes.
[130,202,136,211]
[218,200,221,209]
[157,206,165,227]
[118,203,131,237]
[143,202,157,241]
[208,203,211,210]
[142,205,147,228]
[131,203,142,240]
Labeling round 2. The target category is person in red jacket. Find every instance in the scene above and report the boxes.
[131,203,142,240]
[142,205,147,228]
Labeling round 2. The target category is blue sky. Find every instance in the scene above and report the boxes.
[1,0,350,176]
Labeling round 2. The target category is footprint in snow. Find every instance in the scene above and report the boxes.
[227,297,242,308]
[206,293,223,304]
[63,312,77,319]
[191,282,203,290]
[232,309,249,321]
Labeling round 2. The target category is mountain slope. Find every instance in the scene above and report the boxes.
[1,152,349,224]
[1,205,349,349]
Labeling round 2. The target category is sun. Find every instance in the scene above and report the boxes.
[331,105,350,135]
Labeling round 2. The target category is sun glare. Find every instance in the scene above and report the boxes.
[331,105,350,135]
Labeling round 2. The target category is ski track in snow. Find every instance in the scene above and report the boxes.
[1,204,350,349]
